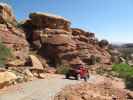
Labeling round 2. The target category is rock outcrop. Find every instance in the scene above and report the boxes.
[71,28,111,64]
[22,12,111,67]
[0,3,16,24]
[0,3,29,62]
[29,12,71,31]
[0,71,17,89]
[0,3,111,68]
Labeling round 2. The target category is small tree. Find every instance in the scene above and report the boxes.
[99,39,109,48]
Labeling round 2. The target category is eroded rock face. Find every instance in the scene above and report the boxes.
[22,12,111,67]
[29,12,71,31]
[0,4,29,61]
[71,28,111,64]
[0,3,16,24]
[0,25,29,61]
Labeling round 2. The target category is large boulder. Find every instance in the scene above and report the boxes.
[0,71,17,88]
[29,55,44,71]
[0,71,17,83]
[23,69,34,81]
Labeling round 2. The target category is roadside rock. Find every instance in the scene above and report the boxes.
[0,71,17,83]
[25,55,46,78]
[0,71,17,89]
[127,91,133,99]
[23,69,34,81]
[29,55,44,71]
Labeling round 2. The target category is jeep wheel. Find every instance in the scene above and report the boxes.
[65,74,69,79]
[84,76,87,82]
[75,74,80,80]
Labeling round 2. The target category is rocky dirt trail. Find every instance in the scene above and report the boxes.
[0,74,97,100]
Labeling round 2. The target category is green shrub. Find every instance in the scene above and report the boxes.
[96,67,108,75]
[0,42,11,67]
[56,65,70,74]
[112,64,133,79]
[112,63,133,90]
[99,39,109,48]
[96,57,101,63]
[125,77,133,90]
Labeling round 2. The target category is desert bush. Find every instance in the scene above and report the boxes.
[112,64,133,90]
[112,64,133,78]
[96,57,101,63]
[0,42,11,67]
[99,39,109,48]
[95,65,114,77]
[95,63,133,90]
[125,77,133,90]
[56,64,70,74]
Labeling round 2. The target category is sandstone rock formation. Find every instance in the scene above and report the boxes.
[0,3,111,69]
[71,28,111,64]
[0,3,16,24]
[0,3,29,62]
[22,12,111,67]
[29,12,71,31]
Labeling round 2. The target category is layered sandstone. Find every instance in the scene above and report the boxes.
[0,3,16,24]
[22,12,111,67]
[0,4,29,61]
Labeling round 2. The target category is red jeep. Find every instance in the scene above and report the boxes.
[65,64,89,81]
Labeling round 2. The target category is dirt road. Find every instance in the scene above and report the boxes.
[0,74,97,100]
